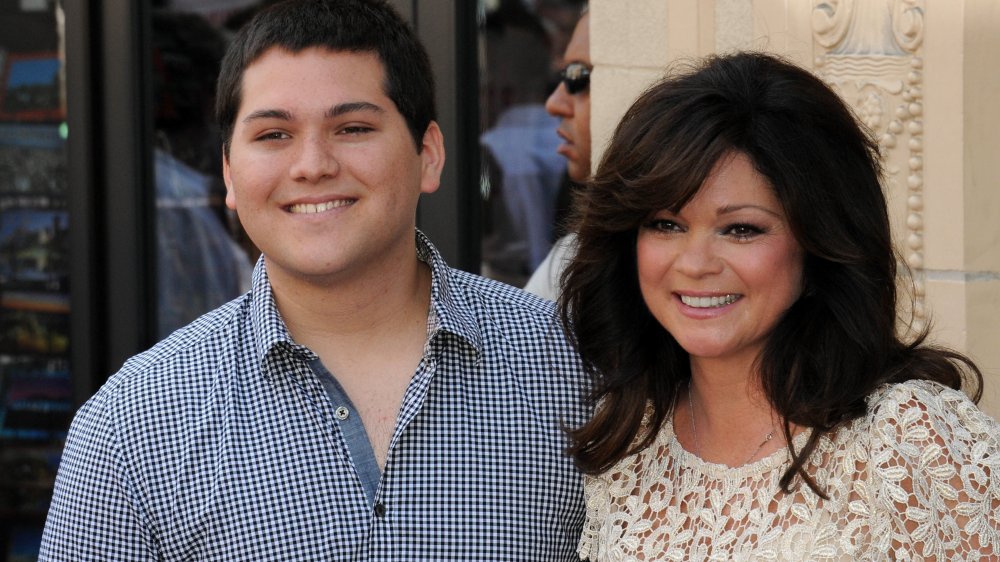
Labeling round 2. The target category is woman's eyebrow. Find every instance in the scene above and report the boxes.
[717,203,783,218]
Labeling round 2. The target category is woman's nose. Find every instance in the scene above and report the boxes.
[673,236,724,278]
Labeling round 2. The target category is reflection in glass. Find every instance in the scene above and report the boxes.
[151,5,265,339]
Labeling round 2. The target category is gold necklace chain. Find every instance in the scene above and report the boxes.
[687,382,776,466]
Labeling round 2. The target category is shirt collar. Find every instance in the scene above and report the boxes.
[249,255,302,368]
[416,229,483,355]
[248,230,484,372]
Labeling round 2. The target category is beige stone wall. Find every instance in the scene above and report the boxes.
[590,0,1000,417]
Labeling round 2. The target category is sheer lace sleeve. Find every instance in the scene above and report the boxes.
[577,472,606,561]
[865,380,1000,559]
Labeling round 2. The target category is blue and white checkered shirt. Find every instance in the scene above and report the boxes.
[41,232,589,561]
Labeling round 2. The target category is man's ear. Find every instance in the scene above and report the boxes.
[419,121,446,195]
[222,147,237,210]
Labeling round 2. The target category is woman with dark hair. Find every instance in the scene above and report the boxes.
[562,51,999,560]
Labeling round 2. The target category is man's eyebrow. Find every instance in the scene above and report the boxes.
[327,101,384,118]
[242,108,292,123]
[240,102,384,124]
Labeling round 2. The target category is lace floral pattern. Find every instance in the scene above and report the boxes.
[579,380,1000,561]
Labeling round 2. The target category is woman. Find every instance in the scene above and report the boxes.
[561,52,999,560]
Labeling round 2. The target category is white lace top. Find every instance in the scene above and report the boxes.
[578,380,1000,561]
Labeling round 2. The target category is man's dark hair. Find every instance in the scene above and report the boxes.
[215,0,436,156]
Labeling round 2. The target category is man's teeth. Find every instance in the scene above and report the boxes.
[680,294,740,308]
[289,200,354,214]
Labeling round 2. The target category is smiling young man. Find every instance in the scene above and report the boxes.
[39,1,588,560]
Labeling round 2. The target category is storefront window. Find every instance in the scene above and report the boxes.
[0,1,72,558]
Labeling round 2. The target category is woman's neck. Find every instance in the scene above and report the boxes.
[679,356,785,466]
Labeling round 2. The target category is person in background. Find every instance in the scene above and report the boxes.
[524,8,589,301]
[479,0,566,286]
[39,1,589,559]
[562,52,999,560]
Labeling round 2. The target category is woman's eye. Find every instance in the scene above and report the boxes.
[645,219,681,232]
[725,223,765,240]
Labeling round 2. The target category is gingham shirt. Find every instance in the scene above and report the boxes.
[40,232,589,561]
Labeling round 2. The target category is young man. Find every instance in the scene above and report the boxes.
[524,10,590,300]
[39,1,588,559]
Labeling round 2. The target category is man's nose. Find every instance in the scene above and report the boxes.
[545,82,573,118]
[290,135,338,183]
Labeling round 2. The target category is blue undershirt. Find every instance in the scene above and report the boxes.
[311,358,381,506]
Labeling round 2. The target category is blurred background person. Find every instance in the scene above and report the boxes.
[523,8,588,300]
[478,0,576,287]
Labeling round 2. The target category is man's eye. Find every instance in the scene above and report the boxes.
[340,126,373,135]
[255,131,289,141]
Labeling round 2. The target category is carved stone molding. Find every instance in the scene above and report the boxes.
[812,0,927,331]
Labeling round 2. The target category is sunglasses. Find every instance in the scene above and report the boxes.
[558,61,591,95]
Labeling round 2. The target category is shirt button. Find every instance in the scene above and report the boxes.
[335,406,349,420]
[374,502,386,518]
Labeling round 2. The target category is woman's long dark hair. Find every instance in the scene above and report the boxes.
[560,52,982,496]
